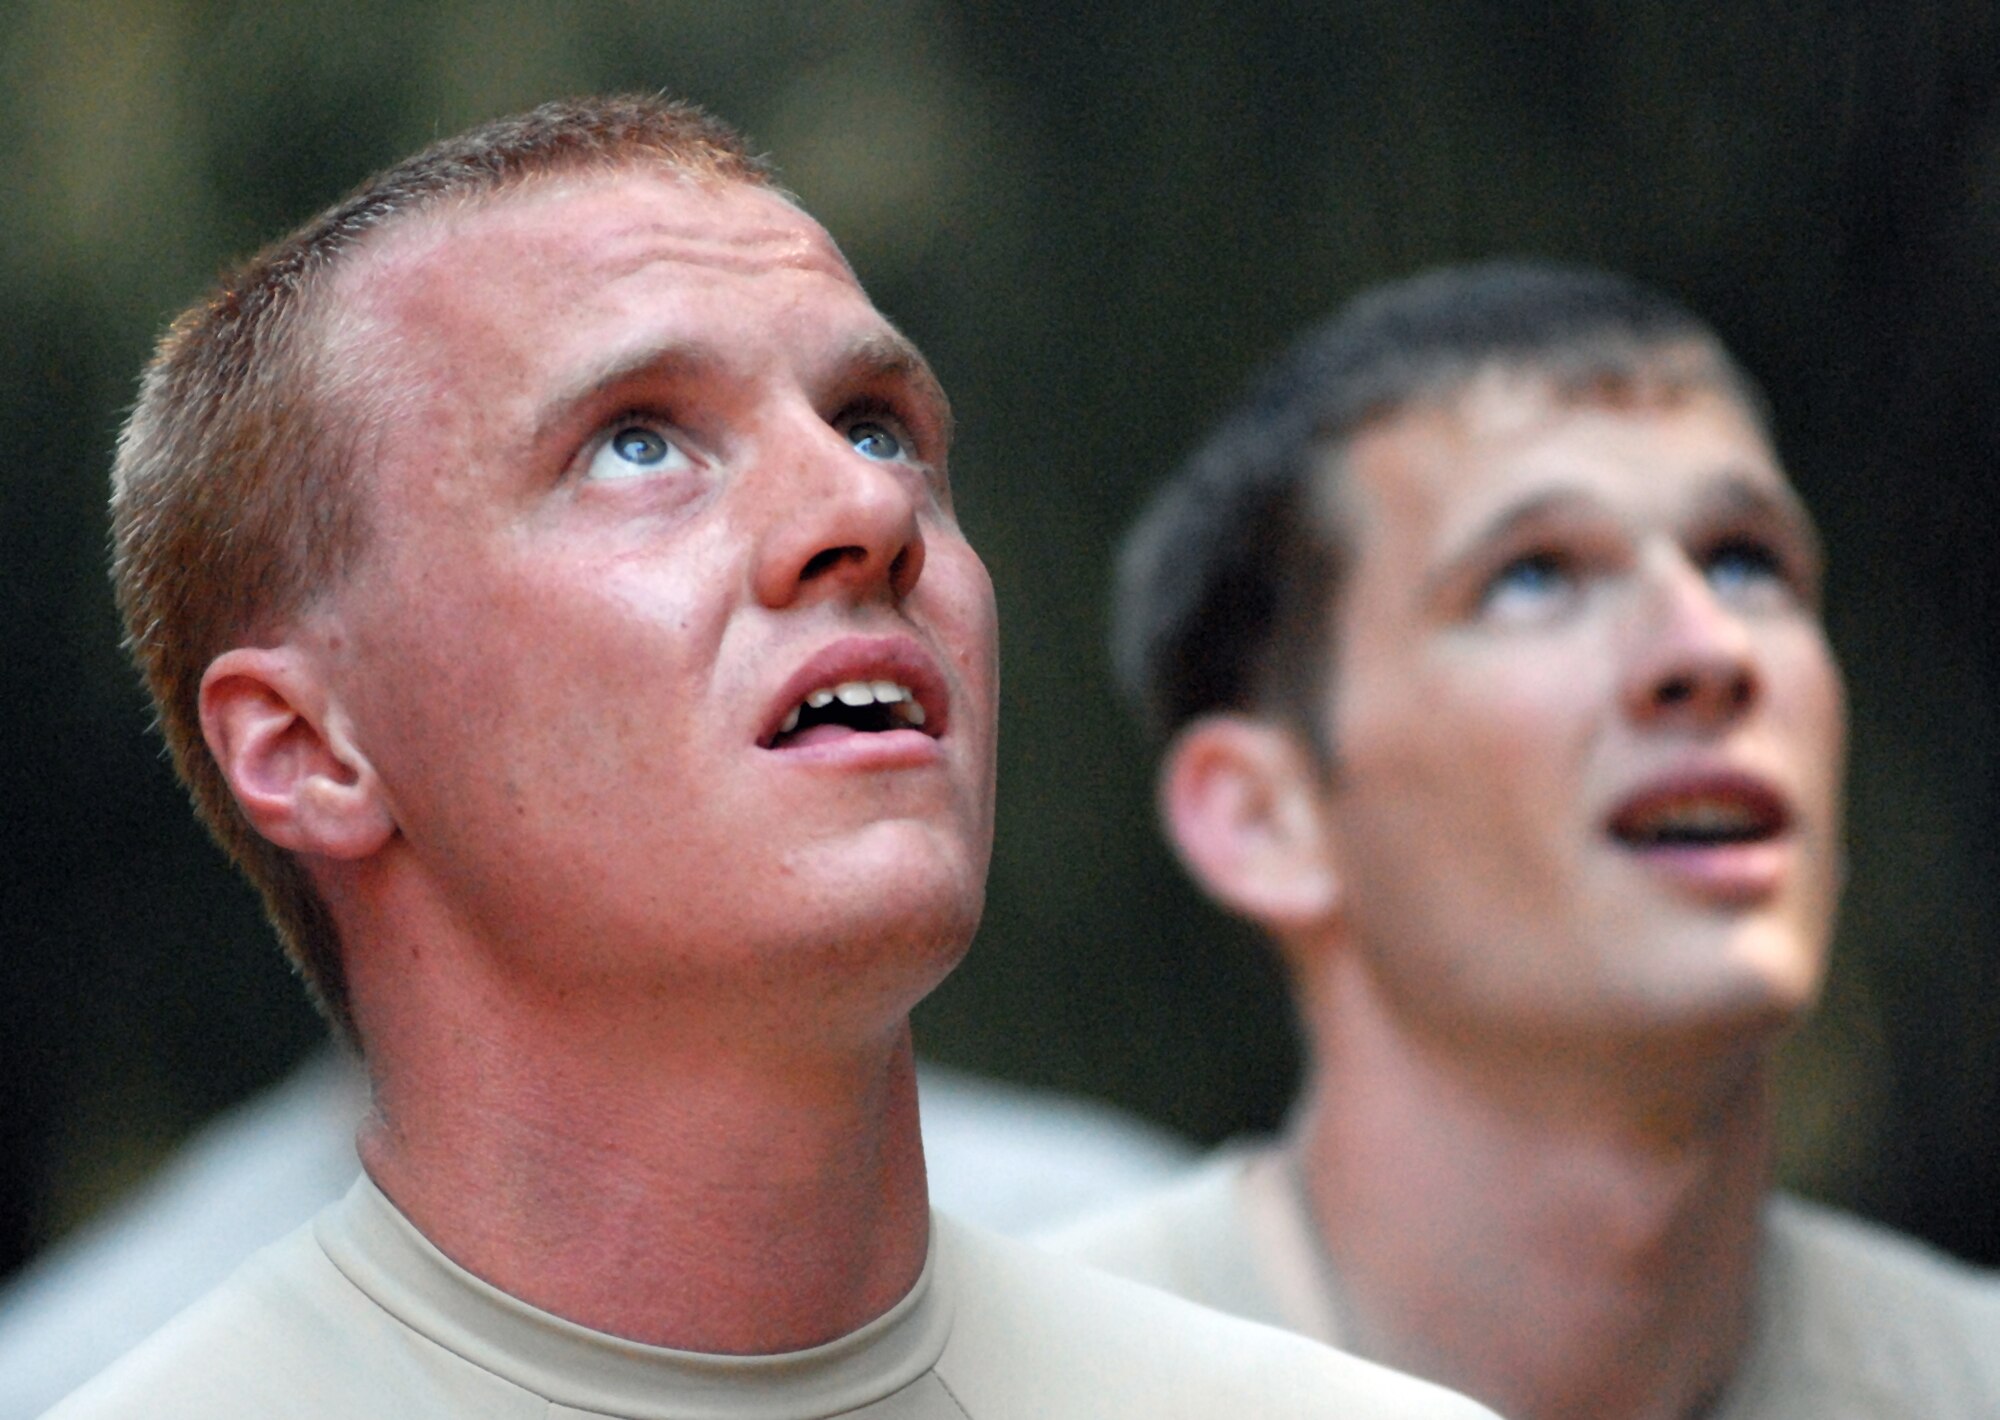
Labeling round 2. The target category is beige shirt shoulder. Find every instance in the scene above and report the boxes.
[44,1174,1492,1420]
[1045,1143,2000,1420]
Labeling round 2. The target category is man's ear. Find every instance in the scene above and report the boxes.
[1159,715,1340,932]
[199,646,394,861]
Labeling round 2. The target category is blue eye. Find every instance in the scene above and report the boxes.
[584,421,690,481]
[1704,539,1786,600]
[614,427,669,464]
[1479,553,1576,621]
[847,420,906,462]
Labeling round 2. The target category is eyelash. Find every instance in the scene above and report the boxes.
[574,395,935,489]
[575,410,695,478]
[837,399,922,452]
[1475,531,1809,617]
[1477,549,1578,608]
[1699,532,1816,605]
[1700,533,1783,576]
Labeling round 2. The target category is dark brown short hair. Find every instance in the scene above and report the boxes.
[1112,260,1772,752]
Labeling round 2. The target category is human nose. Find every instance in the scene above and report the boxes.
[1619,550,1759,729]
[750,421,926,610]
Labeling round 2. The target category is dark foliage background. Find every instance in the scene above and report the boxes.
[5,0,1999,1283]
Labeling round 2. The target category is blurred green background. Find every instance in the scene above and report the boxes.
[5,0,2000,1286]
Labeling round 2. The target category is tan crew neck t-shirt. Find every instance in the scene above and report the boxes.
[1047,1142,2000,1419]
[46,1174,1492,1420]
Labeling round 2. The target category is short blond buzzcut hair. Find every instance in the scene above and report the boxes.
[112,94,777,1044]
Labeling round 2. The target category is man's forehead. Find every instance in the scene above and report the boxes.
[1393,357,1734,439]
[304,165,947,521]
[331,169,854,327]
[308,166,905,457]
[1345,365,1780,510]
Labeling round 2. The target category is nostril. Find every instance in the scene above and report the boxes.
[1649,667,1755,715]
[1656,675,1696,707]
[801,545,863,581]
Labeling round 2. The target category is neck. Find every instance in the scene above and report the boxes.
[1293,953,1777,1420]
[343,896,933,1356]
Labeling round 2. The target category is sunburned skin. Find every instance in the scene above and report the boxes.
[199,170,1000,1352]
[301,172,998,1005]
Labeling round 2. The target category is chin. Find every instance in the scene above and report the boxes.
[815,816,987,917]
[1625,931,1827,1045]
[758,887,982,1033]
[834,870,986,970]
[1729,913,1829,1014]
[776,840,986,976]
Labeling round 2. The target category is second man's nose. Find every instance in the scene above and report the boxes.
[1621,554,1760,729]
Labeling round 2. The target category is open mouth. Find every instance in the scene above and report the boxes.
[764,679,932,750]
[1607,782,1789,849]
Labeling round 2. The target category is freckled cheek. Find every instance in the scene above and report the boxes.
[928,552,1001,717]
[395,588,703,776]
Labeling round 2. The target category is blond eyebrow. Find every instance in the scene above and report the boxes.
[527,329,953,451]
[834,329,955,449]
[530,343,722,447]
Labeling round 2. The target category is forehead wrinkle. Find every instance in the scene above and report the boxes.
[333,181,851,356]
[378,167,847,280]
[594,211,856,282]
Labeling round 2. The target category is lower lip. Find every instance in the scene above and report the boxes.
[761,725,944,770]
[1616,838,1790,904]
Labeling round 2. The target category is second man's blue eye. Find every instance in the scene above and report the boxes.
[1487,554,1567,599]
[1705,541,1784,596]
[1477,552,1579,624]
[1509,558,1560,588]
[848,420,904,461]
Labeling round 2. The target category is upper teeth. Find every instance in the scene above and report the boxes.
[779,681,926,734]
[1643,801,1757,833]
[1667,803,1755,830]
[1618,796,1769,843]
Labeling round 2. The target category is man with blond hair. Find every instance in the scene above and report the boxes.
[1050,262,2000,1419]
[48,96,1490,1420]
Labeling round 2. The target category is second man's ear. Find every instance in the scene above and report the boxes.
[199,645,395,862]
[1157,714,1342,933]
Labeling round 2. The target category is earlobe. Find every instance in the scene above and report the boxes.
[1159,716,1342,932]
[200,647,394,860]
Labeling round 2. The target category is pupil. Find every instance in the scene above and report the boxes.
[615,427,667,464]
[852,422,901,459]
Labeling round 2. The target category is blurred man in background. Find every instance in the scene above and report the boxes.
[46,95,1487,1420]
[1051,262,2000,1419]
